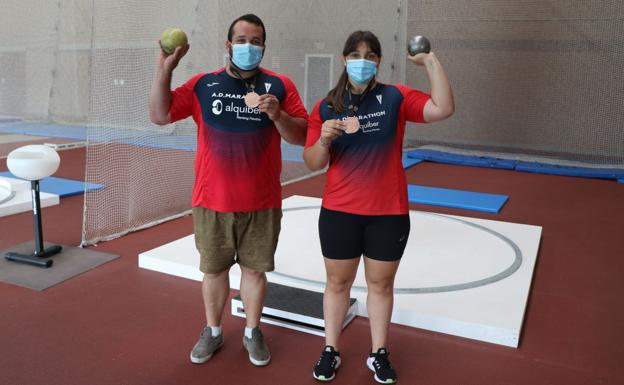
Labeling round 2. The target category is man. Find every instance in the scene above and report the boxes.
[149,14,308,366]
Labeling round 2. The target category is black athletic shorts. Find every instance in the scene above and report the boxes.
[318,207,410,261]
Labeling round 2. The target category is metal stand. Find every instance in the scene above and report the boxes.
[5,180,62,268]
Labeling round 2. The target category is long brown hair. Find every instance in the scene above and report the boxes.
[326,31,382,113]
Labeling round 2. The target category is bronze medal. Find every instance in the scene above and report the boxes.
[344,116,360,134]
[244,92,260,108]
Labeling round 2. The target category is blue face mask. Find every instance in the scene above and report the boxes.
[346,59,378,84]
[231,43,264,71]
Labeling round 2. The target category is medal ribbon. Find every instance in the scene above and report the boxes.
[230,66,259,94]
[346,80,376,117]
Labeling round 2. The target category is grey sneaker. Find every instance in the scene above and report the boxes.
[190,326,224,364]
[242,327,271,366]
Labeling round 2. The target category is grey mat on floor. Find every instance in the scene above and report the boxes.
[0,241,119,290]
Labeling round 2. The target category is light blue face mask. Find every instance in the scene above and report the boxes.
[346,59,378,84]
[231,43,264,71]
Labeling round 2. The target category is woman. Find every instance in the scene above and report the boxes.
[303,30,454,384]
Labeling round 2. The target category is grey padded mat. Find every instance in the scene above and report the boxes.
[0,241,119,290]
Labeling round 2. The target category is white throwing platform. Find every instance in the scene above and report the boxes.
[0,176,59,217]
[139,195,542,347]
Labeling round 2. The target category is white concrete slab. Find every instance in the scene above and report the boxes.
[1,176,29,192]
[0,176,59,217]
[139,195,541,347]
[0,178,14,204]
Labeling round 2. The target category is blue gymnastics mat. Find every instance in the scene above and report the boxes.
[281,142,304,162]
[408,185,508,213]
[280,144,424,170]
[402,153,423,169]
[406,149,517,169]
[0,121,197,152]
[0,121,87,140]
[406,149,624,181]
[514,162,624,180]
[0,172,104,197]
[0,122,427,171]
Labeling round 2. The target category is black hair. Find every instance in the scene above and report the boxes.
[326,30,382,113]
[227,14,266,44]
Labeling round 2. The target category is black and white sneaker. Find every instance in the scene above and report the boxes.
[366,348,397,384]
[313,345,341,381]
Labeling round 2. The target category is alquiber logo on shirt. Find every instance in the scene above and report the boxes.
[211,98,261,121]
[225,102,261,121]
[359,120,381,133]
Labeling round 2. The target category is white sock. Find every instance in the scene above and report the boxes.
[209,326,222,337]
[245,327,255,338]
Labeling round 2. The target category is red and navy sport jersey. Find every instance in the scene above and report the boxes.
[305,83,430,215]
[169,67,308,212]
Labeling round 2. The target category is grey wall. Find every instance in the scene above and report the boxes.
[405,0,624,161]
[1,0,622,162]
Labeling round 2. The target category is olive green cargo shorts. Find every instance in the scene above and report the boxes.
[192,207,282,274]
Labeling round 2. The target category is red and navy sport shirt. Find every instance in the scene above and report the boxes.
[305,83,430,215]
[169,67,308,212]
